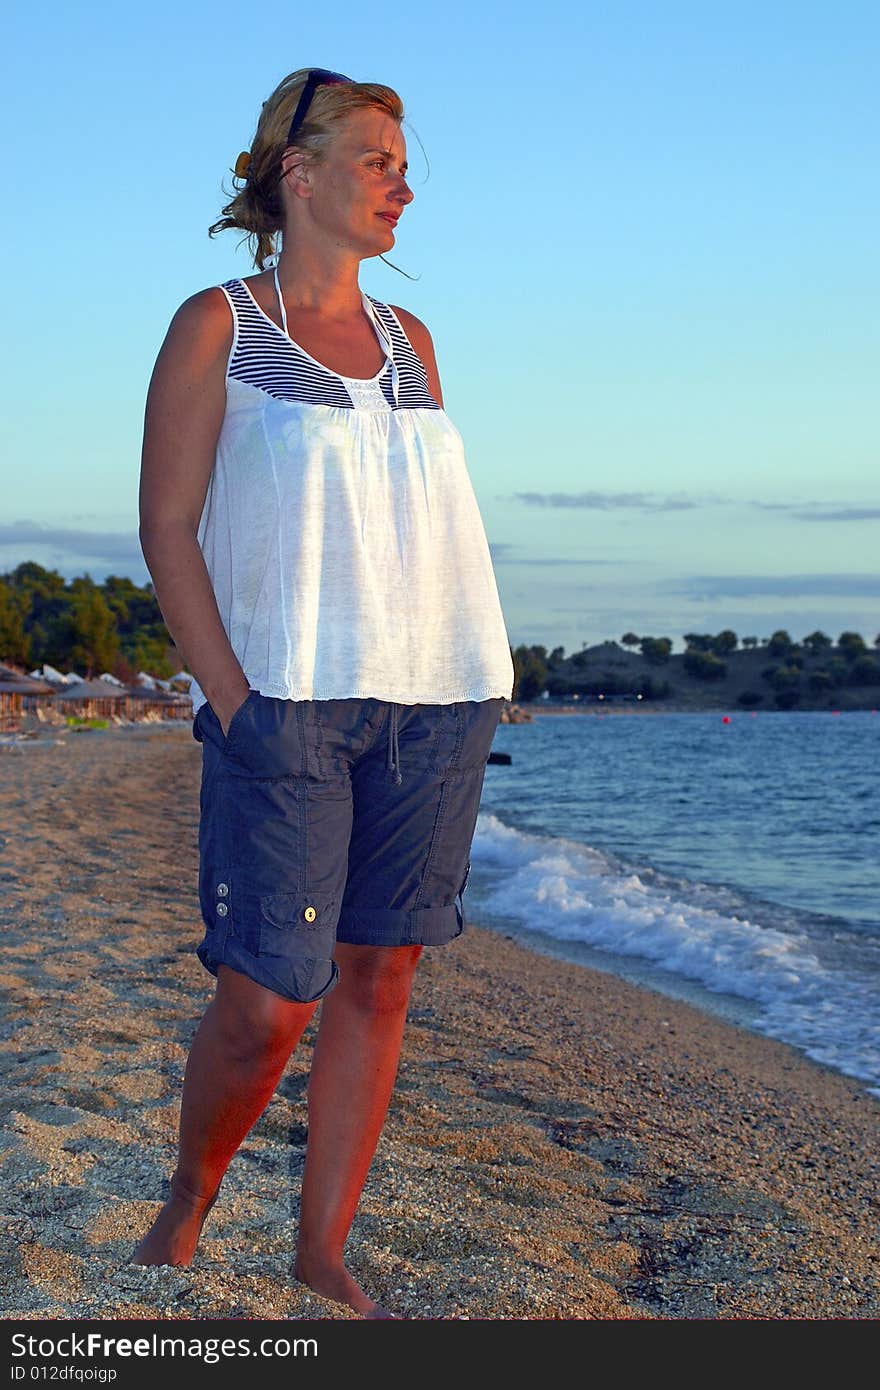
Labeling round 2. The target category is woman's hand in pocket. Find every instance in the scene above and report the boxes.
[216,682,252,739]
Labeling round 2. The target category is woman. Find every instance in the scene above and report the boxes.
[133,68,513,1319]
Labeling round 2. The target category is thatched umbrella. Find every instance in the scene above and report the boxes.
[0,665,57,728]
[122,682,193,723]
[52,679,128,721]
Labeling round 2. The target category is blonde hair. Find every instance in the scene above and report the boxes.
[209,69,406,271]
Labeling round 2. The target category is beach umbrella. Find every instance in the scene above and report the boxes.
[57,679,127,702]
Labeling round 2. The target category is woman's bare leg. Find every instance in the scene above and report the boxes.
[294,942,422,1318]
[132,965,316,1267]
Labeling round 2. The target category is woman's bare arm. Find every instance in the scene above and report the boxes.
[138,289,250,735]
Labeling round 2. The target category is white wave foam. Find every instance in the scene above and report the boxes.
[471,813,880,1096]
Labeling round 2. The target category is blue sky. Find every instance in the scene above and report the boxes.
[2,0,877,654]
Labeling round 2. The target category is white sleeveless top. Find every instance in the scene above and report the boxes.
[188,274,514,715]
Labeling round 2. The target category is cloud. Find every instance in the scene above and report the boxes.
[487,541,517,560]
[749,502,880,520]
[786,507,880,522]
[663,573,880,600]
[493,554,613,567]
[0,520,144,573]
[0,520,139,559]
[510,491,699,512]
[507,493,879,520]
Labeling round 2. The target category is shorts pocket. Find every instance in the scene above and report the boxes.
[195,691,257,755]
[256,890,340,1003]
[455,698,505,771]
[456,860,471,932]
[220,690,261,756]
[258,890,339,958]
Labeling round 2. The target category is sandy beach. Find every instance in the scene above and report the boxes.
[1,724,879,1320]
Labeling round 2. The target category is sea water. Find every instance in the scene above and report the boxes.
[476,709,880,1096]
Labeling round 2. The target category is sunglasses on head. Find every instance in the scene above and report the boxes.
[285,68,353,147]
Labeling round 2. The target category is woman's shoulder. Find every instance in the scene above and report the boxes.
[171,284,239,335]
[174,283,238,323]
[157,287,234,375]
[384,303,432,348]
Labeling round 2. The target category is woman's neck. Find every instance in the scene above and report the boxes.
[272,248,363,319]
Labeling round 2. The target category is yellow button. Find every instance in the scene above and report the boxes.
[303,906,317,923]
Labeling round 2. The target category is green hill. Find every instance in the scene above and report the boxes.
[514,632,880,712]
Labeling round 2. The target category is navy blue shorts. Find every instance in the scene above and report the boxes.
[192,693,504,1003]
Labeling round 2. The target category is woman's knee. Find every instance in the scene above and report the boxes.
[213,964,313,1060]
[333,943,422,1015]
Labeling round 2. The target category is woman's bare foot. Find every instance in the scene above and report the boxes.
[293,1251,399,1319]
[130,1174,220,1268]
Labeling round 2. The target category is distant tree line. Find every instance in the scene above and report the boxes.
[3,562,878,705]
[512,628,880,705]
[0,562,172,681]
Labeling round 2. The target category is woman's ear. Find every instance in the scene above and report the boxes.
[279,150,315,200]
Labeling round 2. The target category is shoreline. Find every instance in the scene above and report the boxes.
[523,703,879,717]
[2,727,879,1319]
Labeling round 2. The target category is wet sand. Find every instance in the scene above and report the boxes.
[1,725,878,1320]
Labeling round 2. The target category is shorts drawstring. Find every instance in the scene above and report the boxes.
[386,703,403,785]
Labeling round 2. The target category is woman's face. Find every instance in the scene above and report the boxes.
[287,106,414,254]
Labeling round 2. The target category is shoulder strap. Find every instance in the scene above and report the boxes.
[362,294,399,406]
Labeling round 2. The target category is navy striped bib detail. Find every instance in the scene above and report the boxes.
[220,278,440,412]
